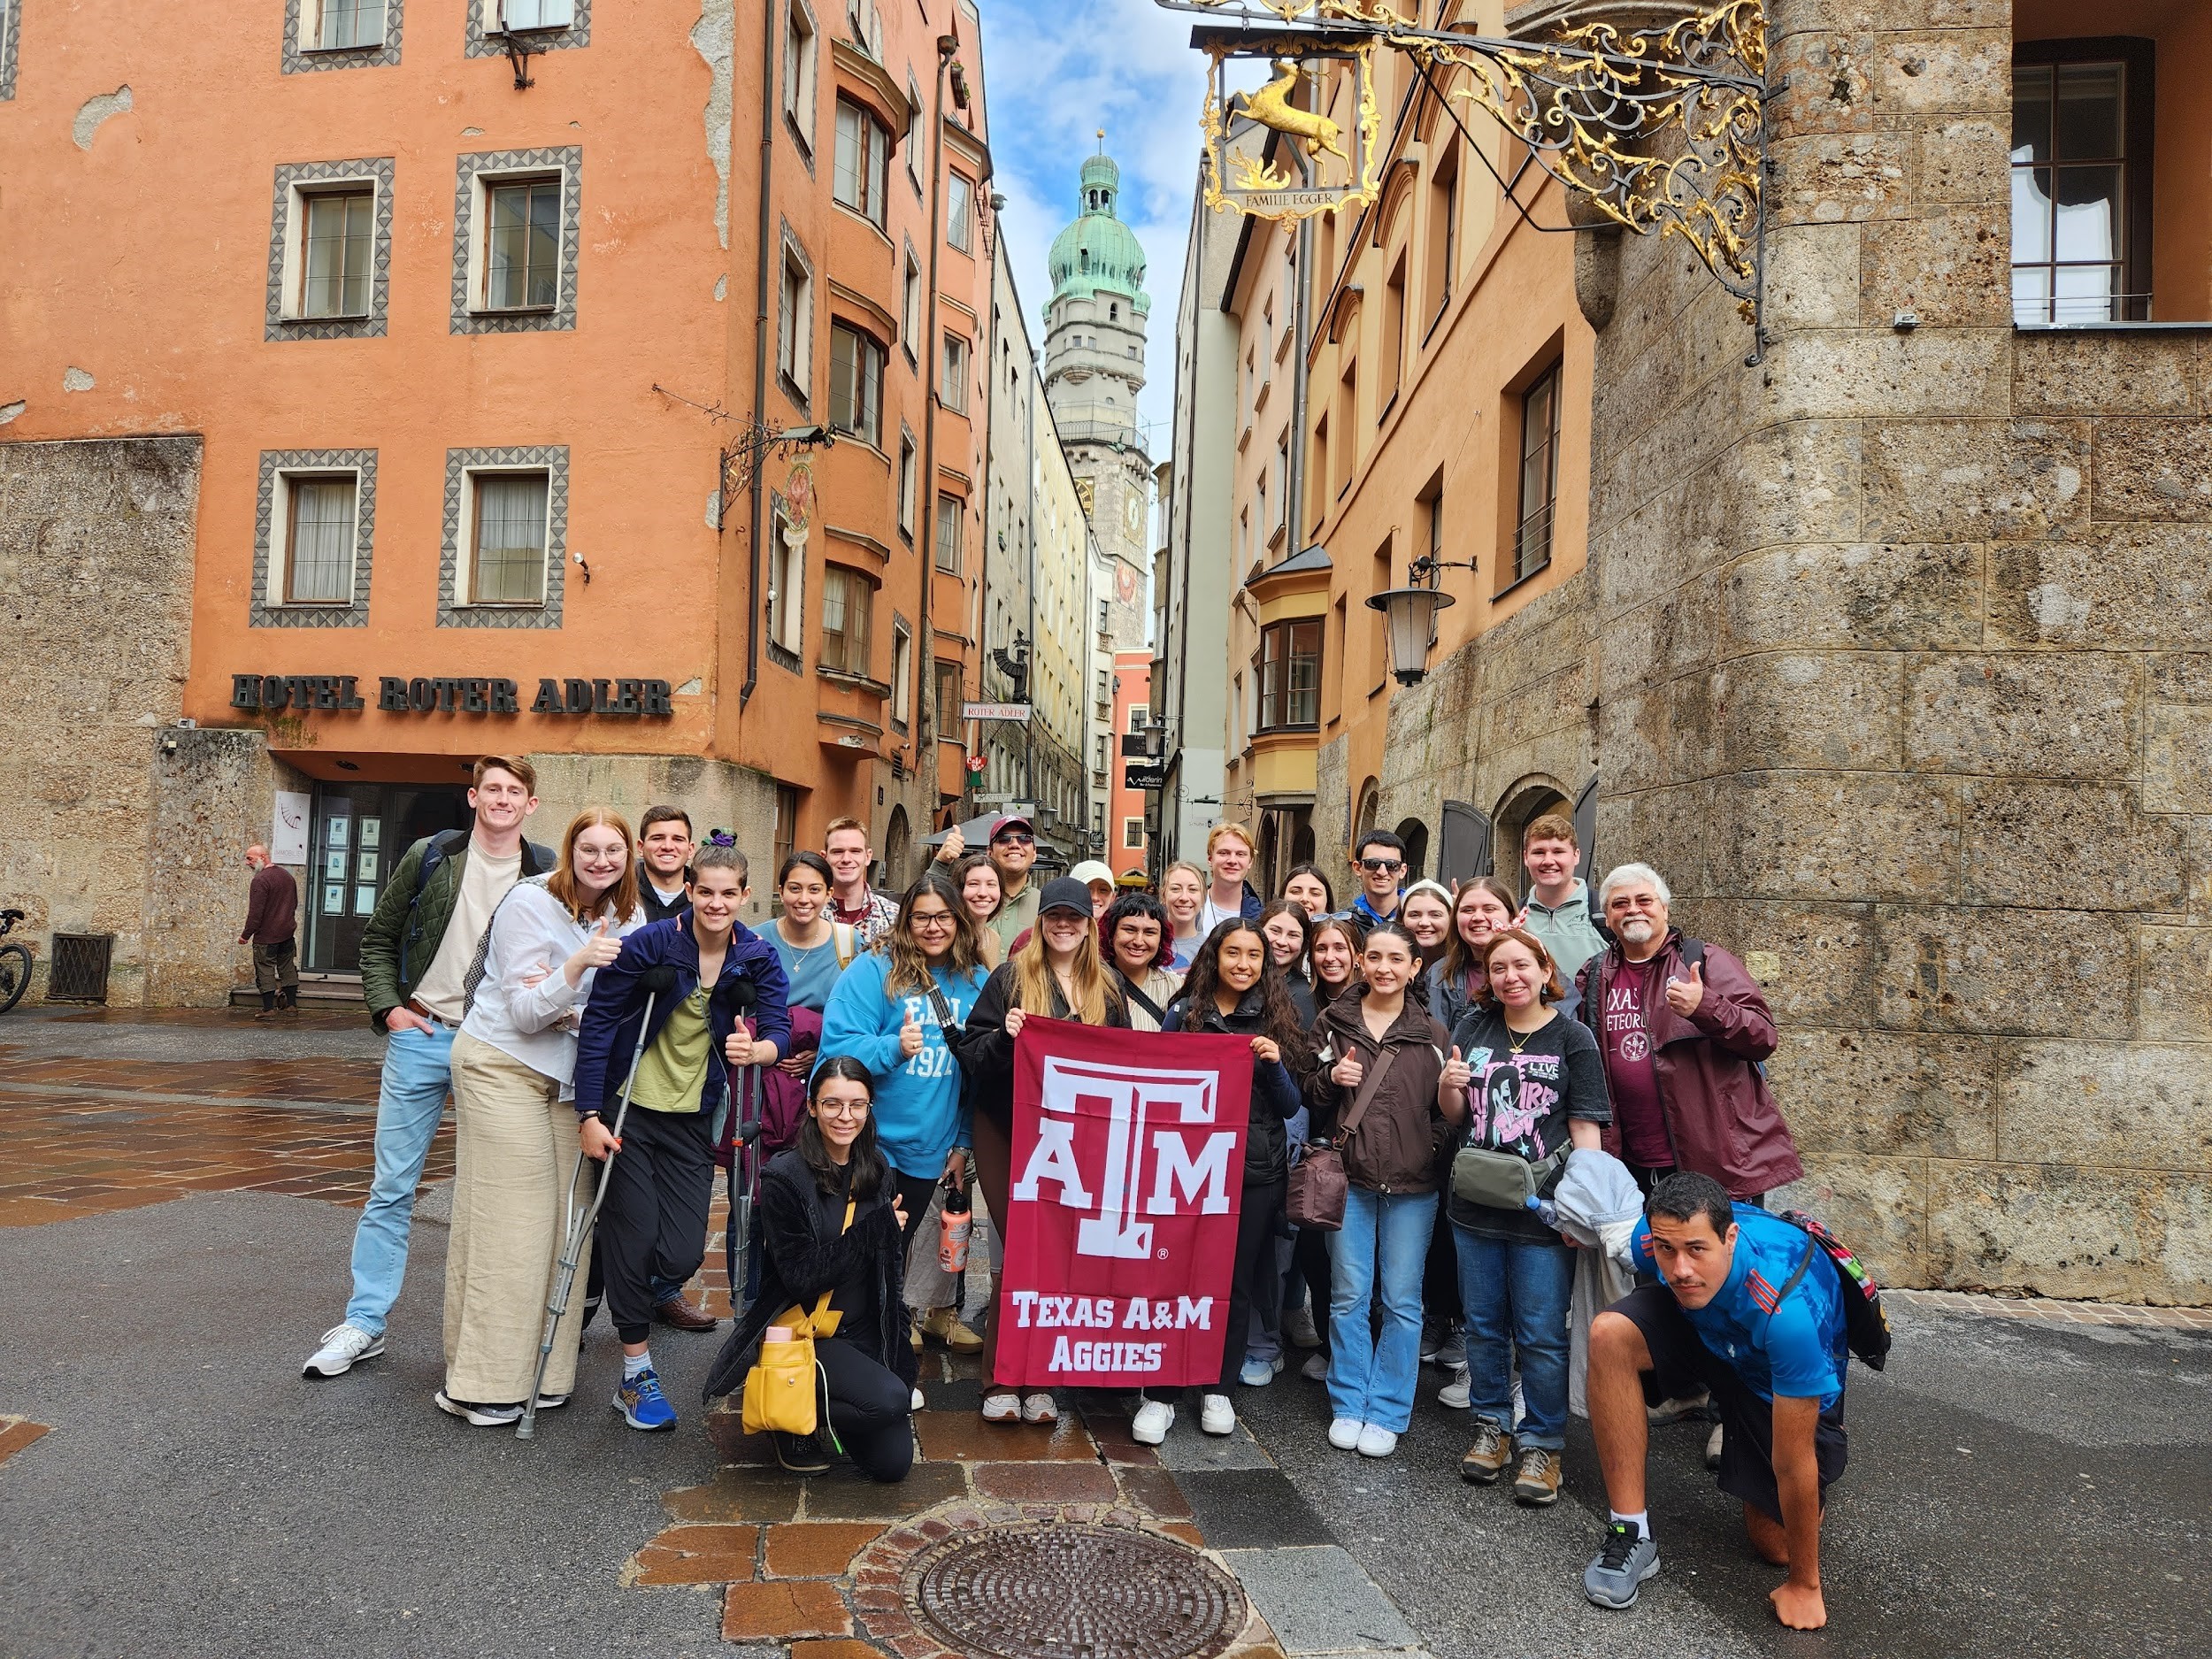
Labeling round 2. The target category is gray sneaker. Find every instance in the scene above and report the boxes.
[1584,1521,1661,1609]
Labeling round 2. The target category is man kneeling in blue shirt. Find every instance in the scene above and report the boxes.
[1582,1171,1848,1632]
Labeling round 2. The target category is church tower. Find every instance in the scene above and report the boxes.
[1043,144,1151,650]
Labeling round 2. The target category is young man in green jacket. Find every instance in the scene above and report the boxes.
[302,757,551,1379]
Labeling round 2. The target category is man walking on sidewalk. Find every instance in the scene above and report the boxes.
[241,844,299,1021]
[301,757,551,1379]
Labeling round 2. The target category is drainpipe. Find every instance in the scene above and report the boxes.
[913,31,958,814]
[1025,347,1037,808]
[739,0,776,711]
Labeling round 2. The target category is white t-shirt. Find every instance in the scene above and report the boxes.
[1199,895,1246,936]
[412,844,523,1021]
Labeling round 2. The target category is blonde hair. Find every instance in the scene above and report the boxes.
[1205,820,1255,856]
[1011,908,1119,1025]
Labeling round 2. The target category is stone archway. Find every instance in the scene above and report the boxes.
[881,805,911,887]
[1490,774,1572,898]
[1394,816,1430,883]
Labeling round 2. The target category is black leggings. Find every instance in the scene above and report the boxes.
[1146,1178,1286,1402]
[599,1107,714,1345]
[817,1334,914,1483]
[1293,1225,1333,1356]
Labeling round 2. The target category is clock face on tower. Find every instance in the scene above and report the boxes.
[1124,494,1141,534]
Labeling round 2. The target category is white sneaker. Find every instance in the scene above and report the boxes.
[1300,1351,1331,1383]
[1327,1416,1363,1450]
[434,1389,522,1426]
[1283,1304,1321,1349]
[980,1390,1022,1423]
[910,1387,926,1411]
[302,1323,383,1379]
[1131,1400,1175,1445]
[1437,1364,1471,1409]
[534,1391,569,1409]
[1199,1394,1235,1436]
[1356,1424,1398,1458]
[1021,1391,1059,1425]
[1706,1422,1724,1470]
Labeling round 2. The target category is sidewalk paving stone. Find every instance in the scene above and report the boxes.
[0,1417,51,1464]
[1221,1545,1422,1655]
[1175,1468,1336,1549]
[763,1521,887,1578]
[721,1579,852,1642]
[625,1523,761,1585]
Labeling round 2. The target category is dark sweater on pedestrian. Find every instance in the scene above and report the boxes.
[1306,990,1451,1195]
[1161,988,1304,1189]
[703,1148,919,1402]
[242,864,298,945]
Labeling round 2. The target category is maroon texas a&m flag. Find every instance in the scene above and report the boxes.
[994,1018,1252,1388]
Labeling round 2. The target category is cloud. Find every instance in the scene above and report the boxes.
[975,0,1216,454]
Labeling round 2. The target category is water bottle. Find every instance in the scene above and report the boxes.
[1525,1194,1559,1229]
[938,1179,972,1273]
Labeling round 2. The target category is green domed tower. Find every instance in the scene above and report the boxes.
[1043,142,1153,641]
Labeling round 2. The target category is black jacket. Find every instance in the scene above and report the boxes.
[1161,987,1303,1188]
[949,961,1128,1137]
[639,883,690,925]
[703,1149,918,1402]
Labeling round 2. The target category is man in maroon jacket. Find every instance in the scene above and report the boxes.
[1574,863,1799,1204]
[241,843,300,1021]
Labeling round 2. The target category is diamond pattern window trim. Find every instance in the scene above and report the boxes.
[265,158,396,342]
[464,0,589,58]
[450,149,582,334]
[280,0,403,73]
[1,0,19,100]
[438,447,568,629]
[251,450,378,629]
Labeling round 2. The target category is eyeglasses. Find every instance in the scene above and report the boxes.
[909,911,956,930]
[993,833,1034,847]
[1359,858,1403,873]
[815,1100,870,1118]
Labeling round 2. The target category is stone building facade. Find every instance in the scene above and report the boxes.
[1354,0,2211,1304]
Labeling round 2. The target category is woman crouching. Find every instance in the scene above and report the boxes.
[704,1057,917,1480]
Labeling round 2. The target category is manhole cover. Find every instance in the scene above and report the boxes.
[905,1521,1247,1659]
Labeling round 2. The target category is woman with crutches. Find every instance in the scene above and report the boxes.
[437,810,644,1428]
[571,843,789,1431]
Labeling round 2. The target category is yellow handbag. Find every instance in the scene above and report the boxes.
[741,1197,854,1438]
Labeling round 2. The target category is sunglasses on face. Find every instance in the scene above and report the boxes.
[1360,858,1403,873]
[993,833,1035,847]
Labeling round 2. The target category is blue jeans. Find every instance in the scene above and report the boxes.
[1453,1225,1575,1450]
[1325,1187,1437,1433]
[344,1023,457,1335]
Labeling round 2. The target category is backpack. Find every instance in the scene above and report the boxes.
[1772,1209,1892,1372]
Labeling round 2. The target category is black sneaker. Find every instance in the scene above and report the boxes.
[772,1431,830,1474]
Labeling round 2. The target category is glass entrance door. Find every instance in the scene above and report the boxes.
[303,783,473,972]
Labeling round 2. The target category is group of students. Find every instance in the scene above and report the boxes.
[296,763,1847,1630]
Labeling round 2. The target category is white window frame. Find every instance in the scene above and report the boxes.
[268,467,364,607]
[833,96,890,227]
[451,148,581,334]
[941,330,970,414]
[901,245,923,362]
[455,465,553,608]
[777,235,814,403]
[946,172,974,253]
[820,565,873,676]
[1124,817,1145,850]
[782,0,818,150]
[905,75,924,190]
[828,320,885,448]
[767,495,805,661]
[896,426,918,539]
[890,618,913,731]
[495,0,573,27]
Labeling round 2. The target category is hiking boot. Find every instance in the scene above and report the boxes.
[918,1306,984,1351]
[302,1323,383,1379]
[772,1431,830,1474]
[613,1367,677,1431]
[1584,1520,1661,1609]
[1459,1421,1513,1484]
[655,1294,718,1332]
[434,1390,522,1427]
[1512,1445,1563,1506]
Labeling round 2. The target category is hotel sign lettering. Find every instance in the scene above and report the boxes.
[229,673,677,718]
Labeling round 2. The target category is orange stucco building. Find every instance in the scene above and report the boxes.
[0,0,997,992]
[1106,649,1152,883]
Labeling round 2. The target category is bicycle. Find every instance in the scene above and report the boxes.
[0,910,32,1015]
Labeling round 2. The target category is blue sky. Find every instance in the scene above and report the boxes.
[975,0,1215,452]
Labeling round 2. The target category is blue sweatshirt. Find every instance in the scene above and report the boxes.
[816,951,987,1180]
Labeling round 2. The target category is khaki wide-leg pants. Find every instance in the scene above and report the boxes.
[444,1032,592,1404]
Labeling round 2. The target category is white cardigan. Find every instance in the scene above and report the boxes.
[460,877,647,1094]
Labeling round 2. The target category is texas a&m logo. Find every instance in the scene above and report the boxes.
[1012,1056,1244,1261]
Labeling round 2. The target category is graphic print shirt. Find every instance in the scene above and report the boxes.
[1444,1007,1611,1243]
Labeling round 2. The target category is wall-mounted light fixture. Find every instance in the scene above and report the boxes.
[1364,549,1477,687]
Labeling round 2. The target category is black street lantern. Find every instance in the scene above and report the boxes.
[1365,551,1472,686]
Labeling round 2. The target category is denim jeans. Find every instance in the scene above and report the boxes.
[1325,1187,1438,1433]
[1453,1225,1575,1450]
[344,1022,457,1336]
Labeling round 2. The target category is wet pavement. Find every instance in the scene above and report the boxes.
[1,1008,2208,1658]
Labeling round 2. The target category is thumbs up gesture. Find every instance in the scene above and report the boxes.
[1331,1048,1364,1089]
[899,1006,926,1057]
[1440,1044,1471,1093]
[565,917,623,985]
[1663,956,1705,1016]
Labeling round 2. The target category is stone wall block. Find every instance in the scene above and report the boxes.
[1996,1040,2212,1172]
[1768,132,1913,225]
[2013,331,2198,416]
[1719,651,1905,772]
[2156,1177,2212,1306]
[1720,772,1960,903]
[1594,481,1695,617]
[1594,577,1720,698]
[1858,210,2009,327]
[1312,734,1348,870]
[2138,926,2212,1040]
[1594,780,1716,901]
[1925,1163,2168,1302]
[1767,32,1876,137]
[1872,906,2132,1035]
[1773,0,2004,35]
[2090,418,2212,521]
[1988,527,2212,652]
[1868,30,2011,118]
[1701,420,1864,553]
[1766,223,1864,330]
[1960,780,2185,910]
[1723,541,1982,653]
[1867,418,2088,541]
[1774,1156,1926,1290]
[1679,898,1876,1027]
[1662,666,1727,783]
[1914,117,2007,205]
[2145,704,2212,817]
[146,728,278,1007]
[1904,652,2139,779]
[1595,691,1667,795]
[1770,1029,1996,1160]
[1757,329,2011,423]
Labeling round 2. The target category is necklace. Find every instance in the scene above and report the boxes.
[1505,1009,1551,1055]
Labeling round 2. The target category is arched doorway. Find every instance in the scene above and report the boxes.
[1491,777,1572,898]
[1394,816,1430,883]
[881,805,911,887]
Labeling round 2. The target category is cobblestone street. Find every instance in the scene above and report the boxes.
[3,1011,2208,1659]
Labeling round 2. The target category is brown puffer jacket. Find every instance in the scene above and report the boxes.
[1573,930,1801,1198]
[1305,990,1451,1195]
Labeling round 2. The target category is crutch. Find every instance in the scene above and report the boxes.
[719,987,764,1310]
[518,985,659,1440]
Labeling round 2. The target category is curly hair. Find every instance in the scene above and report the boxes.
[883,869,985,1000]
[1179,917,1311,1073]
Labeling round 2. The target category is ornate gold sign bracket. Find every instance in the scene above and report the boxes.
[1166,0,1770,355]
